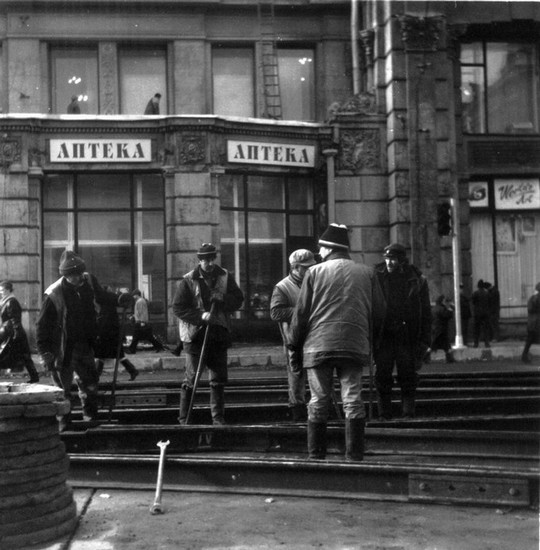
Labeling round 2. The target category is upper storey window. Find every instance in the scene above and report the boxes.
[461,42,539,134]
[278,47,315,122]
[51,47,98,114]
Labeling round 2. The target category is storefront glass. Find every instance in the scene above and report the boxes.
[42,172,166,334]
[220,173,315,319]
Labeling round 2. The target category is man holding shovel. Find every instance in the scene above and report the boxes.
[173,243,243,425]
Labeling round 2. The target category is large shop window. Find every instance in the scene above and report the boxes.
[461,42,539,134]
[278,47,315,122]
[468,178,540,319]
[119,47,167,115]
[212,47,255,117]
[51,47,99,115]
[42,173,166,333]
[220,173,316,320]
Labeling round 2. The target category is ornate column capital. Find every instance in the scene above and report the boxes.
[395,14,445,52]
[358,28,375,67]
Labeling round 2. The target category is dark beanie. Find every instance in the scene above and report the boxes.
[59,250,86,276]
[197,243,217,259]
[318,224,350,250]
[383,243,407,259]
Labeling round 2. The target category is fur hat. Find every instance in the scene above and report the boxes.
[318,224,350,250]
[197,243,217,259]
[289,249,316,267]
[59,250,86,276]
[383,243,407,259]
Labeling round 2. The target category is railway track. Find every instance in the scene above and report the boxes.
[61,369,540,508]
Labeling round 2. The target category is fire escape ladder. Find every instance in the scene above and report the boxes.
[258,2,282,120]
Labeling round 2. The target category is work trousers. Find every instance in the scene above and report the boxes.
[182,339,228,389]
[306,358,366,423]
[286,348,307,406]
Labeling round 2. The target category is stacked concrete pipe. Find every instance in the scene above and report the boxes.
[0,382,77,548]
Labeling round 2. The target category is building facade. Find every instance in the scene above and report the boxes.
[0,0,539,344]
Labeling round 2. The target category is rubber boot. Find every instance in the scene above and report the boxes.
[25,358,40,383]
[376,393,393,421]
[121,358,139,381]
[345,418,365,461]
[290,403,307,422]
[95,359,104,377]
[401,393,416,418]
[307,421,327,460]
[210,385,226,425]
[178,386,193,424]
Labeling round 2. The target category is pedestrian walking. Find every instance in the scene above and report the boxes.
[430,294,456,363]
[94,286,139,381]
[289,224,385,461]
[173,243,244,425]
[485,281,501,342]
[521,282,540,364]
[0,280,40,382]
[36,251,106,431]
[270,248,316,422]
[373,243,432,420]
[126,289,166,354]
[459,283,472,346]
[471,279,491,348]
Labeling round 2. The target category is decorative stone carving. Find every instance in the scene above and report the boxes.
[339,129,380,173]
[0,137,22,169]
[178,134,205,165]
[99,43,117,115]
[340,92,377,115]
[28,148,46,168]
[359,29,374,67]
[395,15,444,52]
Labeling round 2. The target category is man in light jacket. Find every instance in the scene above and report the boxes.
[289,224,385,461]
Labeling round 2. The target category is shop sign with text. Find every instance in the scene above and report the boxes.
[49,139,152,163]
[494,178,540,210]
[227,140,315,167]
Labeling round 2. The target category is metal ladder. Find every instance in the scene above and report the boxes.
[258,1,282,119]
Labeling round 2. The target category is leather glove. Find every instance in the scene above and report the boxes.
[210,290,224,304]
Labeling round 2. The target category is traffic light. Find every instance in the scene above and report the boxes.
[437,202,452,236]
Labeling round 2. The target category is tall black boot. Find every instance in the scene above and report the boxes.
[25,358,40,383]
[95,359,104,377]
[307,420,327,460]
[178,386,193,424]
[345,418,365,461]
[376,392,393,420]
[210,385,226,425]
[401,393,416,418]
[121,359,139,381]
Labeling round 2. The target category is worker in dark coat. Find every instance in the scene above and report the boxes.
[289,224,386,461]
[0,280,40,382]
[471,279,491,348]
[373,243,432,420]
[522,282,540,363]
[430,294,455,363]
[172,243,244,425]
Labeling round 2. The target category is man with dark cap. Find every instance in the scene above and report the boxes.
[144,93,161,115]
[270,248,317,422]
[289,224,385,461]
[36,250,107,430]
[373,243,431,420]
[172,243,244,425]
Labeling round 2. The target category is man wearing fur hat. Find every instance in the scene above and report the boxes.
[270,249,317,422]
[36,250,105,431]
[289,224,385,461]
[373,243,431,420]
[173,243,244,425]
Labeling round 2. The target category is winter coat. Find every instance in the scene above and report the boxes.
[289,251,386,369]
[94,290,125,359]
[172,264,244,344]
[0,294,32,367]
[270,273,302,345]
[471,287,490,318]
[374,260,432,360]
[431,300,454,351]
[526,292,540,343]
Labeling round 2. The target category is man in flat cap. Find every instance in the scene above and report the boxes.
[289,224,385,461]
[373,243,431,420]
[173,243,244,425]
[36,250,107,430]
[270,249,317,422]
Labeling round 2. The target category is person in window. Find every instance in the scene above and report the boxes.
[173,243,244,425]
[67,95,81,114]
[144,93,161,115]
[521,282,540,364]
[270,249,316,422]
[126,290,165,354]
[373,243,432,420]
[0,280,40,383]
[36,251,107,431]
[289,225,385,461]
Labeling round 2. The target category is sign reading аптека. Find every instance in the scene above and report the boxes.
[49,139,152,162]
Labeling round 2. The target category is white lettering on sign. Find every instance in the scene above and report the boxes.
[227,140,315,167]
[49,139,152,163]
[494,178,540,210]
